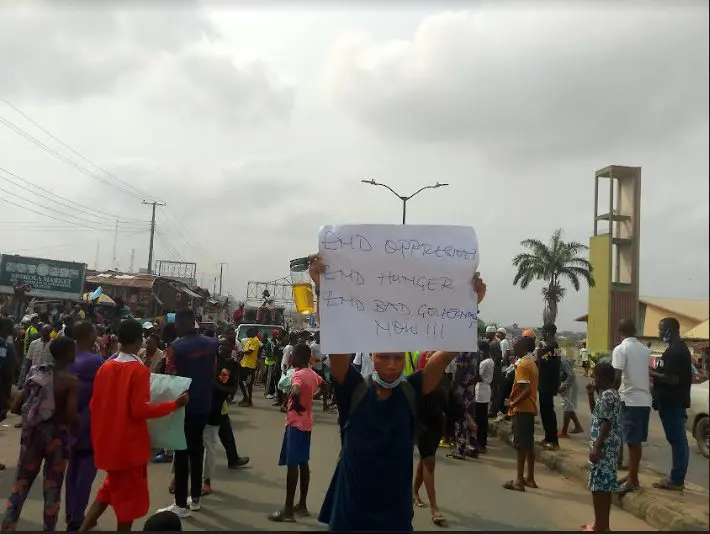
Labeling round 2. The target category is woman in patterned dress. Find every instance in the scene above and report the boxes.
[447,352,480,460]
[583,361,622,532]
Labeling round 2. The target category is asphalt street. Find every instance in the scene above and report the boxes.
[0,391,655,531]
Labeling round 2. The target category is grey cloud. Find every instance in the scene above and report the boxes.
[325,4,709,163]
[0,1,294,125]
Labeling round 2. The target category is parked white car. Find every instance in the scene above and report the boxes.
[687,380,709,458]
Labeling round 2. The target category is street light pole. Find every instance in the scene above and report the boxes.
[361,179,449,225]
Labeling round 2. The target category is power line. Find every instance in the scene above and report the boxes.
[0,194,119,231]
[0,181,147,229]
[0,165,145,223]
[0,113,146,201]
[4,229,147,255]
[0,95,158,201]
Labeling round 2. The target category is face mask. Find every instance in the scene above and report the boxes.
[371,371,406,389]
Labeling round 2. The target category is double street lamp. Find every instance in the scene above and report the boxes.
[361,179,450,225]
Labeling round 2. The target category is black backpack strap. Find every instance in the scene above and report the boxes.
[399,379,417,419]
[344,375,372,430]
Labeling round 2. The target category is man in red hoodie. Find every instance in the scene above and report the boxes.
[79,319,188,532]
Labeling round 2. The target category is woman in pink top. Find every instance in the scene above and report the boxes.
[268,343,323,523]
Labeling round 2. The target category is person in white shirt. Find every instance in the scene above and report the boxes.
[475,342,495,451]
[353,352,374,379]
[611,318,652,493]
[27,325,54,367]
[497,328,513,363]
[579,342,590,376]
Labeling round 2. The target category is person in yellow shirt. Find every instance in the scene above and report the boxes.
[50,322,62,341]
[504,335,539,493]
[238,327,261,407]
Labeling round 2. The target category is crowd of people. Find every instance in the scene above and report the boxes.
[0,254,696,533]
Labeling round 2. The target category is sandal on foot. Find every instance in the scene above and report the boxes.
[503,480,526,492]
[446,452,465,460]
[616,480,639,494]
[201,484,213,496]
[432,512,446,526]
[268,510,295,523]
[652,478,684,492]
[413,498,428,508]
[581,524,595,531]
[523,479,539,489]
[294,506,310,518]
[569,428,584,434]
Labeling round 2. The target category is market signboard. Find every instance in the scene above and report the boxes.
[0,254,87,300]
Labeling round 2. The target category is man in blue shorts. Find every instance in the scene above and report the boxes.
[611,319,652,493]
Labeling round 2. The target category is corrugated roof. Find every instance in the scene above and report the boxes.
[85,270,157,289]
[640,297,709,322]
[685,319,710,340]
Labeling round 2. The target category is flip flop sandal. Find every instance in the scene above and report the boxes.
[652,479,684,492]
[503,480,526,492]
[616,480,639,494]
[413,498,428,509]
[523,480,539,489]
[294,506,311,518]
[446,452,466,460]
[268,510,295,523]
[569,428,584,434]
[581,524,595,531]
[432,513,446,526]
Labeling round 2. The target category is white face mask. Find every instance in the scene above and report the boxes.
[371,371,406,389]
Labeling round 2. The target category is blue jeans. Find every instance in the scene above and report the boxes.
[658,404,689,485]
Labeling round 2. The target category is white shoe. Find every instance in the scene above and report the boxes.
[265,394,275,399]
[188,497,201,511]
[157,503,192,519]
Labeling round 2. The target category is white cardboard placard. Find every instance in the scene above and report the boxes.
[318,224,480,354]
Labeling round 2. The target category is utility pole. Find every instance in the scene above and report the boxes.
[143,200,166,274]
[129,249,135,273]
[94,241,100,270]
[111,219,119,270]
[217,263,227,296]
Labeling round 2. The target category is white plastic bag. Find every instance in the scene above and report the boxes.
[147,374,192,450]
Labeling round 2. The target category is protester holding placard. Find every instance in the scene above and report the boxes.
[308,245,487,533]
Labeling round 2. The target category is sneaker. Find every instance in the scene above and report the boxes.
[265,394,275,400]
[157,503,191,519]
[188,497,201,511]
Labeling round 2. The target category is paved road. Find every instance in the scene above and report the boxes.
[560,374,708,490]
[0,393,654,532]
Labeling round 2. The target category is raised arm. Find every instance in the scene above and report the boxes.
[422,272,486,394]
[308,253,351,384]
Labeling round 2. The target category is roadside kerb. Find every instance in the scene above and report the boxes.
[489,419,709,531]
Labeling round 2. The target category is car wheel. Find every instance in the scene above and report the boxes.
[694,415,709,459]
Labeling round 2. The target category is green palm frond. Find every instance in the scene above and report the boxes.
[512,229,596,323]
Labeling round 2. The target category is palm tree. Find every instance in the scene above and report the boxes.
[512,229,595,325]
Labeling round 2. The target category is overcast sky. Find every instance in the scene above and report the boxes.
[0,0,708,330]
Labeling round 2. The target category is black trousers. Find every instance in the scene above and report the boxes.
[474,402,490,448]
[265,364,280,397]
[238,367,255,401]
[217,414,240,466]
[174,412,208,508]
[538,391,558,445]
